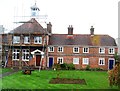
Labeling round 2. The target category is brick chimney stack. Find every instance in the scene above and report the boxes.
[68,25,73,35]
[90,26,94,36]
[47,22,52,34]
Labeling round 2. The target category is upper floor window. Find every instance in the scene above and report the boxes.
[34,36,42,44]
[57,46,63,52]
[24,36,30,44]
[13,36,20,44]
[73,58,79,64]
[22,49,29,61]
[99,47,105,54]
[99,58,105,65]
[82,58,89,65]
[83,47,89,53]
[57,57,63,64]
[48,46,54,52]
[73,47,79,53]
[12,49,20,60]
[108,48,115,54]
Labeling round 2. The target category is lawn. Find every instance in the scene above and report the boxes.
[0,68,12,74]
[1,70,119,89]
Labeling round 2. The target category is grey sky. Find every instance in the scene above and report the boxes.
[0,0,119,39]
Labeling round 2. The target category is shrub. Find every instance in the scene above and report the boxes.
[67,63,75,70]
[85,65,90,71]
[60,63,68,70]
[52,63,61,70]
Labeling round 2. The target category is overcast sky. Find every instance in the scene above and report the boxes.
[0,0,119,39]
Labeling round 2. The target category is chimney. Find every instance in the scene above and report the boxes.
[68,25,73,35]
[90,26,94,36]
[47,22,52,34]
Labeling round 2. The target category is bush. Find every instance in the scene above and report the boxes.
[60,63,68,70]
[67,63,75,70]
[52,63,61,70]
[85,65,90,71]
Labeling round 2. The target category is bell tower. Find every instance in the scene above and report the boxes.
[30,2,40,17]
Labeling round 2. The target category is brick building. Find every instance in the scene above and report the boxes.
[1,3,118,70]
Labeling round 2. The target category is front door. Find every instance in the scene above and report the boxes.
[109,60,114,70]
[36,55,41,66]
[49,57,53,68]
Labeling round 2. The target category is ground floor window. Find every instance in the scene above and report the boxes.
[73,58,79,64]
[82,58,89,65]
[99,58,105,65]
[12,49,20,60]
[57,57,63,64]
[22,49,29,61]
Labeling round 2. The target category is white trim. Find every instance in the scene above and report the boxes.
[82,58,89,65]
[73,58,79,64]
[98,58,105,65]
[99,47,105,54]
[83,47,89,53]
[73,47,79,53]
[34,36,42,44]
[57,46,64,52]
[13,36,20,44]
[57,57,63,64]
[108,58,115,70]
[108,48,115,54]
[48,46,54,52]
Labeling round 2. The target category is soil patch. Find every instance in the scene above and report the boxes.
[49,78,87,85]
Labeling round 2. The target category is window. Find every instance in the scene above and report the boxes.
[58,46,63,52]
[82,58,89,65]
[99,58,105,65]
[34,36,42,44]
[48,46,54,52]
[73,58,79,64]
[99,48,105,54]
[83,47,89,53]
[12,49,20,60]
[13,36,20,44]
[109,48,115,54]
[73,47,79,53]
[22,49,29,61]
[24,36,30,44]
[57,57,63,64]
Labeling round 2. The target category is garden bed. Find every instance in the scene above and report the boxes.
[49,78,87,85]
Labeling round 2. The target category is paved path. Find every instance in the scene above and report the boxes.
[0,70,19,78]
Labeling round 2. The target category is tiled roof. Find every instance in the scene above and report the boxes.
[49,34,117,46]
[9,18,47,34]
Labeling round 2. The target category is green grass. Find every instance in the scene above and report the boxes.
[1,70,119,89]
[0,68,12,74]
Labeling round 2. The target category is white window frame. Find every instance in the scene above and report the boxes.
[108,48,115,54]
[12,49,20,60]
[24,36,30,44]
[48,46,54,52]
[34,36,42,44]
[57,57,63,64]
[99,47,105,54]
[57,46,63,52]
[13,36,20,44]
[99,58,105,65]
[73,47,79,53]
[73,58,79,64]
[22,49,29,61]
[82,58,89,65]
[83,47,89,53]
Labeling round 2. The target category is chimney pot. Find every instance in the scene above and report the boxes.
[90,26,94,35]
[68,25,73,35]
